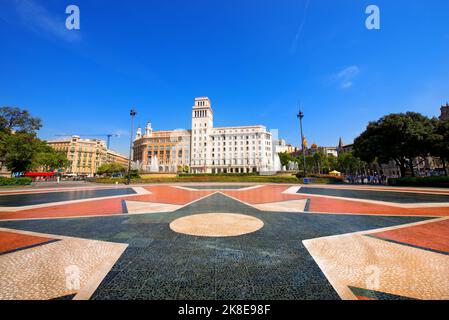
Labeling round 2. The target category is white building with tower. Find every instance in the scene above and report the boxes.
[190,97,274,174]
[133,97,278,174]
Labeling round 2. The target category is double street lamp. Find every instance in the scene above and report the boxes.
[127,108,137,185]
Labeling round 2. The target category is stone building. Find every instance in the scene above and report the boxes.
[440,103,449,121]
[191,97,273,174]
[47,136,128,176]
[337,138,354,155]
[132,122,191,173]
[106,149,130,168]
[133,97,276,174]
[274,139,296,154]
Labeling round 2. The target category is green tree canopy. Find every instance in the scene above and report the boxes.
[337,152,366,175]
[353,112,436,177]
[32,146,69,172]
[1,132,47,173]
[97,163,127,176]
[278,152,295,167]
[0,106,65,174]
[327,154,338,172]
[432,119,449,175]
[0,106,42,134]
[312,152,328,174]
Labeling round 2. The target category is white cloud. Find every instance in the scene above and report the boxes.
[337,66,360,78]
[290,0,310,55]
[340,81,354,89]
[332,66,360,89]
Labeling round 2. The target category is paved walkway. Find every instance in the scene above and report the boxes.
[0,183,448,300]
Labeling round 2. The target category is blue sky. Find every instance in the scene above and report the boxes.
[1,0,449,155]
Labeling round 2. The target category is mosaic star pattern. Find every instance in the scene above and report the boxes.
[0,184,448,300]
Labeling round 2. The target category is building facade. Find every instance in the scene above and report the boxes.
[0,164,10,177]
[274,139,296,154]
[107,150,129,168]
[337,138,354,155]
[133,97,275,174]
[47,136,128,176]
[190,97,273,174]
[133,122,191,172]
[305,144,338,157]
[440,103,449,121]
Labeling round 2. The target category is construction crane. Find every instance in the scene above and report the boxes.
[54,133,119,149]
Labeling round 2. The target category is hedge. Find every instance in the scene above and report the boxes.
[295,173,344,184]
[0,177,33,186]
[178,173,259,177]
[388,176,449,188]
[94,175,300,184]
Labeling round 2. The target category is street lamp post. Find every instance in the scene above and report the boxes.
[127,108,137,185]
[297,107,307,177]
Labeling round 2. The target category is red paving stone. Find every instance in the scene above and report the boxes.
[0,198,124,220]
[222,185,449,216]
[0,186,214,221]
[135,186,215,205]
[0,184,448,221]
[222,185,300,204]
[0,186,129,195]
[0,231,56,254]
[356,296,376,301]
[309,185,449,195]
[307,196,449,217]
[370,219,449,253]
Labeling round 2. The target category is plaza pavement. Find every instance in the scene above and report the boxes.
[0,183,448,300]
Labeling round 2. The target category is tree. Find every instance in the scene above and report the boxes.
[97,163,127,177]
[0,132,63,173]
[279,152,294,167]
[176,165,190,173]
[354,112,436,177]
[432,119,449,176]
[312,152,328,174]
[337,152,365,175]
[2,132,40,173]
[327,154,338,172]
[0,106,46,174]
[305,155,315,174]
[32,146,69,172]
[0,107,42,134]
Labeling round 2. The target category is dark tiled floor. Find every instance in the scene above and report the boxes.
[298,187,449,204]
[0,193,429,300]
[349,286,416,300]
[0,188,136,207]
